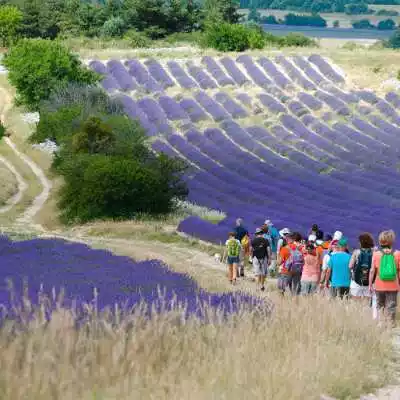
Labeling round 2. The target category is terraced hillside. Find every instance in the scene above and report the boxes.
[88,54,400,243]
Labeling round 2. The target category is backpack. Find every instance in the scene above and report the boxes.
[252,237,269,261]
[227,239,240,258]
[286,246,304,273]
[354,249,372,286]
[241,235,249,248]
[379,252,397,281]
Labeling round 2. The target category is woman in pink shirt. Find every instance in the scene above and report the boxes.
[369,230,400,325]
[301,242,321,295]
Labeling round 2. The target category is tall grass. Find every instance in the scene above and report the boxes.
[0,295,393,400]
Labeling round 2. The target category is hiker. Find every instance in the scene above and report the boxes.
[224,232,241,285]
[349,233,374,300]
[301,241,321,295]
[277,228,290,254]
[310,224,324,241]
[265,220,279,270]
[330,231,343,250]
[319,235,334,294]
[251,228,271,291]
[240,232,251,277]
[369,230,400,325]
[325,237,351,299]
[277,232,293,295]
[233,218,248,278]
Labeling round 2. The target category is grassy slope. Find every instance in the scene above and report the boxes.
[0,162,17,205]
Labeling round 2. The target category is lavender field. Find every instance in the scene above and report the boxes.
[89,54,400,243]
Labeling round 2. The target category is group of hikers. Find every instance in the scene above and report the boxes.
[224,219,400,324]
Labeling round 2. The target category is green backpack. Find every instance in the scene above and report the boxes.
[379,252,397,281]
[227,239,240,257]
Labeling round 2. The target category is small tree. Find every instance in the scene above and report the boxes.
[0,5,22,47]
[333,20,340,28]
[101,16,127,38]
[388,28,400,48]
[248,4,261,22]
[377,19,396,30]
[4,39,99,110]
[352,19,375,29]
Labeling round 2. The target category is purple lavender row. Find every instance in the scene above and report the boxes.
[292,56,327,86]
[219,57,249,86]
[202,56,234,86]
[386,92,400,109]
[89,60,107,75]
[288,101,309,117]
[186,63,217,90]
[158,96,189,121]
[258,93,286,114]
[275,56,316,91]
[237,55,272,88]
[179,98,209,122]
[352,90,379,104]
[144,59,175,88]
[315,90,351,115]
[137,98,173,135]
[308,55,345,84]
[369,115,400,137]
[195,91,230,121]
[214,92,248,118]
[125,59,162,92]
[257,57,291,89]
[327,87,359,104]
[375,100,400,126]
[107,60,137,92]
[298,92,323,111]
[167,61,197,89]
[101,76,120,92]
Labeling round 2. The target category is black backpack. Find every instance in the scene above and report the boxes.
[252,237,269,261]
[354,249,372,286]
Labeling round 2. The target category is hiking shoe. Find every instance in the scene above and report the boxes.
[261,286,265,292]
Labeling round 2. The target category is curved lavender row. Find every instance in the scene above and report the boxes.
[386,92,400,109]
[101,76,120,92]
[144,59,175,88]
[220,57,249,86]
[137,98,173,135]
[298,92,323,111]
[326,87,359,104]
[369,115,400,137]
[315,90,351,115]
[202,56,235,87]
[195,91,230,121]
[288,101,309,117]
[236,55,272,88]
[375,100,400,126]
[107,60,137,91]
[352,90,379,104]
[179,98,209,122]
[275,56,316,91]
[308,55,345,83]
[236,93,253,108]
[89,60,107,75]
[125,59,162,92]
[167,61,198,89]
[214,92,248,119]
[258,93,286,114]
[292,56,327,86]
[257,57,291,89]
[186,63,218,90]
[158,96,189,121]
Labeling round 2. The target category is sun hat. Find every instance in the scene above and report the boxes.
[264,219,272,225]
[316,239,323,246]
[279,228,290,237]
[333,231,343,241]
[338,237,348,248]
[308,234,317,242]
[255,228,263,234]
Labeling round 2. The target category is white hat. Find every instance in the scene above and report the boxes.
[279,228,290,237]
[264,219,272,225]
[308,234,317,242]
[333,231,343,241]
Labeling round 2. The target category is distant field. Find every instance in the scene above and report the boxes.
[239,7,400,28]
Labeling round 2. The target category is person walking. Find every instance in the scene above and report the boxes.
[264,220,279,273]
[325,237,351,299]
[224,232,241,285]
[369,230,400,325]
[301,241,321,295]
[233,218,248,278]
[277,228,290,254]
[349,233,374,300]
[277,233,294,295]
[251,228,271,291]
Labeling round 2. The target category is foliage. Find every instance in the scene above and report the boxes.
[352,19,375,29]
[260,15,279,24]
[247,25,268,48]
[282,32,316,46]
[387,28,400,48]
[284,13,327,27]
[123,29,151,48]
[0,120,5,140]
[333,19,340,27]
[377,18,396,30]
[248,4,261,22]
[203,0,241,28]
[3,39,99,110]
[203,23,253,51]
[0,5,22,47]
[101,17,127,38]
[375,9,399,16]
[163,31,203,45]
[345,3,373,15]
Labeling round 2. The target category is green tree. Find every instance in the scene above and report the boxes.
[0,5,22,47]
[352,19,375,29]
[377,18,396,30]
[101,16,126,37]
[345,3,372,15]
[203,0,241,28]
[0,120,5,140]
[4,39,99,109]
[388,28,400,48]
[248,3,261,22]
[333,19,340,27]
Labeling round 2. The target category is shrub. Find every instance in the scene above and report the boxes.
[345,3,373,15]
[388,28,400,48]
[124,29,151,48]
[203,23,252,51]
[377,18,396,30]
[0,5,22,47]
[352,19,375,29]
[101,17,127,38]
[333,19,340,28]
[284,13,327,27]
[248,6,261,22]
[4,39,99,110]
[163,31,203,45]
[260,15,279,24]
[376,9,399,16]
[247,25,267,49]
[282,33,317,47]
[0,120,5,140]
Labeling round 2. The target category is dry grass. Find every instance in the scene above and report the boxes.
[0,296,393,400]
[0,162,17,206]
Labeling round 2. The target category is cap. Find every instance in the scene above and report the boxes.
[264,219,272,226]
[316,239,323,246]
[255,228,263,234]
[338,237,348,247]
[279,228,290,237]
[308,234,317,242]
[333,231,343,241]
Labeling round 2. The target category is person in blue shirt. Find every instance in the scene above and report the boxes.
[264,219,280,274]
[326,237,351,299]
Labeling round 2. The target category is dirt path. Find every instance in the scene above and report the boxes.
[0,155,27,213]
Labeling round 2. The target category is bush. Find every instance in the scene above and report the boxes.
[101,17,127,38]
[352,19,375,29]
[163,31,203,45]
[345,3,373,15]
[247,26,267,49]
[284,13,327,27]
[0,120,5,140]
[124,29,151,48]
[203,23,253,51]
[376,9,399,16]
[4,39,99,110]
[333,19,340,28]
[377,18,396,30]
[282,33,317,47]
[0,5,23,47]
[388,28,400,48]
[260,15,279,24]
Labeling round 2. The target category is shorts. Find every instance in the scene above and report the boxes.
[376,291,398,321]
[300,281,318,295]
[350,280,371,297]
[330,286,350,299]
[227,256,239,264]
[253,257,268,276]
